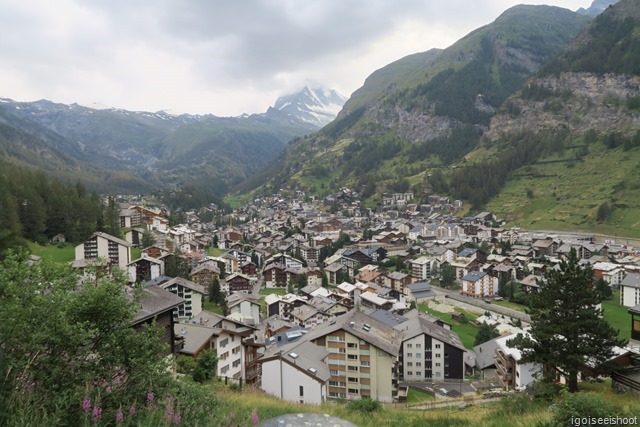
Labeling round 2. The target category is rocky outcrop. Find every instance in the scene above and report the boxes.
[484,72,640,141]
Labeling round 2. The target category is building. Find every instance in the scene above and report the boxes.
[260,340,330,404]
[410,256,436,281]
[226,293,261,326]
[461,271,499,298]
[494,334,540,390]
[394,310,466,382]
[158,277,207,320]
[127,255,164,283]
[74,232,132,269]
[303,310,402,402]
[620,273,640,308]
[131,286,184,356]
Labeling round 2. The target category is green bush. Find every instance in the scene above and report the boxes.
[552,392,627,425]
[176,355,197,374]
[347,398,381,413]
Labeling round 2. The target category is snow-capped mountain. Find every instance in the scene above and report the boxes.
[268,86,347,128]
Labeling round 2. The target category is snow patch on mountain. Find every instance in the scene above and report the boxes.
[272,86,347,128]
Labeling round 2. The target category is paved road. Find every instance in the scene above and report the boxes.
[435,288,531,323]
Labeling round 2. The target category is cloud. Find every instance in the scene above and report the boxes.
[0,0,593,115]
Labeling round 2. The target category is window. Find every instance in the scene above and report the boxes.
[407,343,412,348]
[407,353,412,358]
[407,362,413,367]
[348,366,358,372]
[348,377,358,383]
[347,343,357,348]
[330,370,339,375]
[435,363,441,367]
[416,371,422,376]
[435,354,441,358]
[435,344,441,349]
[299,386,304,397]
[416,362,422,367]
[348,388,358,394]
[360,361,370,367]
[416,353,421,359]
[416,343,421,349]
[338,348,346,354]
[407,371,413,376]
[347,354,358,360]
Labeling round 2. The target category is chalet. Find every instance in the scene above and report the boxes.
[450,257,480,280]
[532,238,557,257]
[518,274,542,294]
[265,293,307,319]
[264,253,304,270]
[342,246,387,266]
[290,305,330,329]
[141,245,170,259]
[380,271,413,295]
[324,263,346,286]
[120,208,141,228]
[131,285,184,356]
[629,305,640,341]
[75,231,132,269]
[300,245,321,264]
[127,255,164,283]
[124,227,146,248]
[239,261,257,276]
[224,273,254,294]
[189,261,221,286]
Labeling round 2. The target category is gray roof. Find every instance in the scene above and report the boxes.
[472,337,500,370]
[261,340,331,382]
[369,309,408,327]
[91,231,132,248]
[131,286,184,324]
[159,276,207,294]
[303,309,403,356]
[407,282,433,293]
[462,270,487,282]
[621,273,640,289]
[393,314,465,352]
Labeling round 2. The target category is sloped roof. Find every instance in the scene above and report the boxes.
[131,286,184,324]
[159,276,207,294]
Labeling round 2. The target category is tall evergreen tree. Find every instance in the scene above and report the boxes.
[508,249,627,392]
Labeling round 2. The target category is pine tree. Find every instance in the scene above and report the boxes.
[474,322,500,347]
[508,249,627,392]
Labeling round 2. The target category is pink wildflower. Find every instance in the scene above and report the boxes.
[92,405,102,419]
[115,409,124,424]
[82,398,91,412]
[129,405,137,416]
[173,413,182,424]
[251,411,259,424]
[147,391,155,404]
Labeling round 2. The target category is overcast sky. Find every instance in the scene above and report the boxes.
[0,0,593,116]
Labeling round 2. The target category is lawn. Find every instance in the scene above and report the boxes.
[602,291,631,340]
[203,300,223,315]
[207,247,226,256]
[492,299,528,313]
[27,242,75,264]
[418,302,481,349]
[406,387,435,404]
[259,287,288,296]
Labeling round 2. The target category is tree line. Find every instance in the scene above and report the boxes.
[0,160,108,256]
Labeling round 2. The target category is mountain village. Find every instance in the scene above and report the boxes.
[65,189,640,405]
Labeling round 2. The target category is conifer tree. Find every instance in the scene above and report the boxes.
[508,249,627,392]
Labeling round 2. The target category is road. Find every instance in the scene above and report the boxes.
[435,288,531,323]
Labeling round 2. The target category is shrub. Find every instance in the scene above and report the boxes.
[552,392,627,425]
[176,355,197,374]
[347,398,381,413]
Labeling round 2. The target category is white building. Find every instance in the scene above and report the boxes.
[620,273,640,308]
[260,341,330,404]
[74,232,132,269]
[159,277,206,320]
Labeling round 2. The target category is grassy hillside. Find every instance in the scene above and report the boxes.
[486,142,640,237]
[234,6,590,202]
